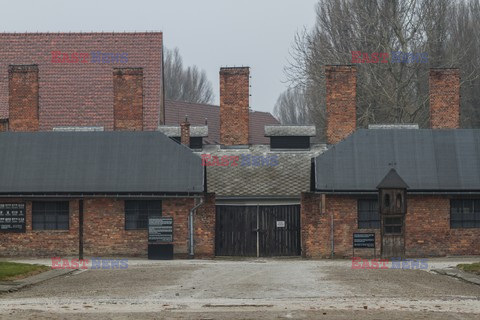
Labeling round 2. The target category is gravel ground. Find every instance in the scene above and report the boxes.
[0,257,479,319]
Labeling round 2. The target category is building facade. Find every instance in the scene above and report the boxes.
[302,66,480,258]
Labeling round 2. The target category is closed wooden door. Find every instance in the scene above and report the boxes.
[381,215,405,258]
[215,205,301,257]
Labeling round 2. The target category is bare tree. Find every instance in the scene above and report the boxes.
[278,0,480,140]
[164,47,214,104]
[273,87,310,125]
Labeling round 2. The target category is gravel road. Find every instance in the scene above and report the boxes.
[0,257,479,319]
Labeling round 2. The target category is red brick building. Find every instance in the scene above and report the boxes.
[161,67,324,257]
[0,131,214,259]
[303,66,480,259]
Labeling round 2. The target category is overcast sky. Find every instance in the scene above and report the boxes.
[0,0,318,114]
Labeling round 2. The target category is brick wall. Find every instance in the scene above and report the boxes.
[406,196,480,256]
[0,197,196,258]
[8,65,39,132]
[83,197,194,257]
[220,67,249,146]
[113,68,143,131]
[301,193,329,258]
[325,65,357,145]
[194,193,215,258]
[0,199,79,257]
[429,68,460,129]
[326,196,381,258]
[300,194,480,258]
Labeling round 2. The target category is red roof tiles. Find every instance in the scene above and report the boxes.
[0,32,163,131]
[165,100,279,144]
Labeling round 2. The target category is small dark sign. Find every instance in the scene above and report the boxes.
[353,233,375,248]
[0,203,26,233]
[148,217,173,243]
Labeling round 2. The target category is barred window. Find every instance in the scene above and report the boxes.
[451,200,480,228]
[32,201,69,230]
[358,200,380,229]
[125,200,162,230]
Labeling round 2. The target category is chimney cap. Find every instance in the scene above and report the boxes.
[264,125,316,137]
[158,125,208,137]
[368,124,419,130]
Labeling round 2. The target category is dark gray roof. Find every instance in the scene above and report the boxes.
[315,129,480,192]
[202,144,326,198]
[0,132,203,194]
[377,169,409,189]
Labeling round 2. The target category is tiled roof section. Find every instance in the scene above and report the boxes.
[199,144,326,197]
[0,32,163,130]
[164,100,279,144]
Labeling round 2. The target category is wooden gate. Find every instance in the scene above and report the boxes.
[215,205,301,257]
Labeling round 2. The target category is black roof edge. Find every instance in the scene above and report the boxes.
[314,189,480,195]
[0,192,204,198]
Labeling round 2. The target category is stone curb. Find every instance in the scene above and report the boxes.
[432,268,480,286]
[0,268,77,294]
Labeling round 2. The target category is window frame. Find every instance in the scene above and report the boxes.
[357,199,380,229]
[125,200,162,230]
[383,215,403,235]
[32,201,70,231]
[450,199,480,228]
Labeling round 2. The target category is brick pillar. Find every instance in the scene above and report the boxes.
[325,65,357,145]
[220,67,249,145]
[180,117,190,146]
[301,192,330,258]
[8,65,39,132]
[429,68,460,129]
[194,193,215,258]
[113,68,143,131]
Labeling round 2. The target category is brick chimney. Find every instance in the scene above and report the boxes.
[429,68,460,129]
[325,65,357,145]
[113,68,144,131]
[180,117,190,146]
[220,67,249,145]
[8,65,39,132]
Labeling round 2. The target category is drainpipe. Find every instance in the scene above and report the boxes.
[330,209,334,259]
[189,197,204,258]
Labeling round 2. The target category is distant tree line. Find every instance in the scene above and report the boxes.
[164,47,214,104]
[275,0,480,141]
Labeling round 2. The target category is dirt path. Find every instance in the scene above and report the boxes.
[0,258,479,319]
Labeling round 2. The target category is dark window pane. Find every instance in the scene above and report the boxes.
[270,136,310,149]
[358,199,380,229]
[190,137,203,149]
[32,222,44,230]
[125,200,162,230]
[32,201,69,230]
[450,199,480,229]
